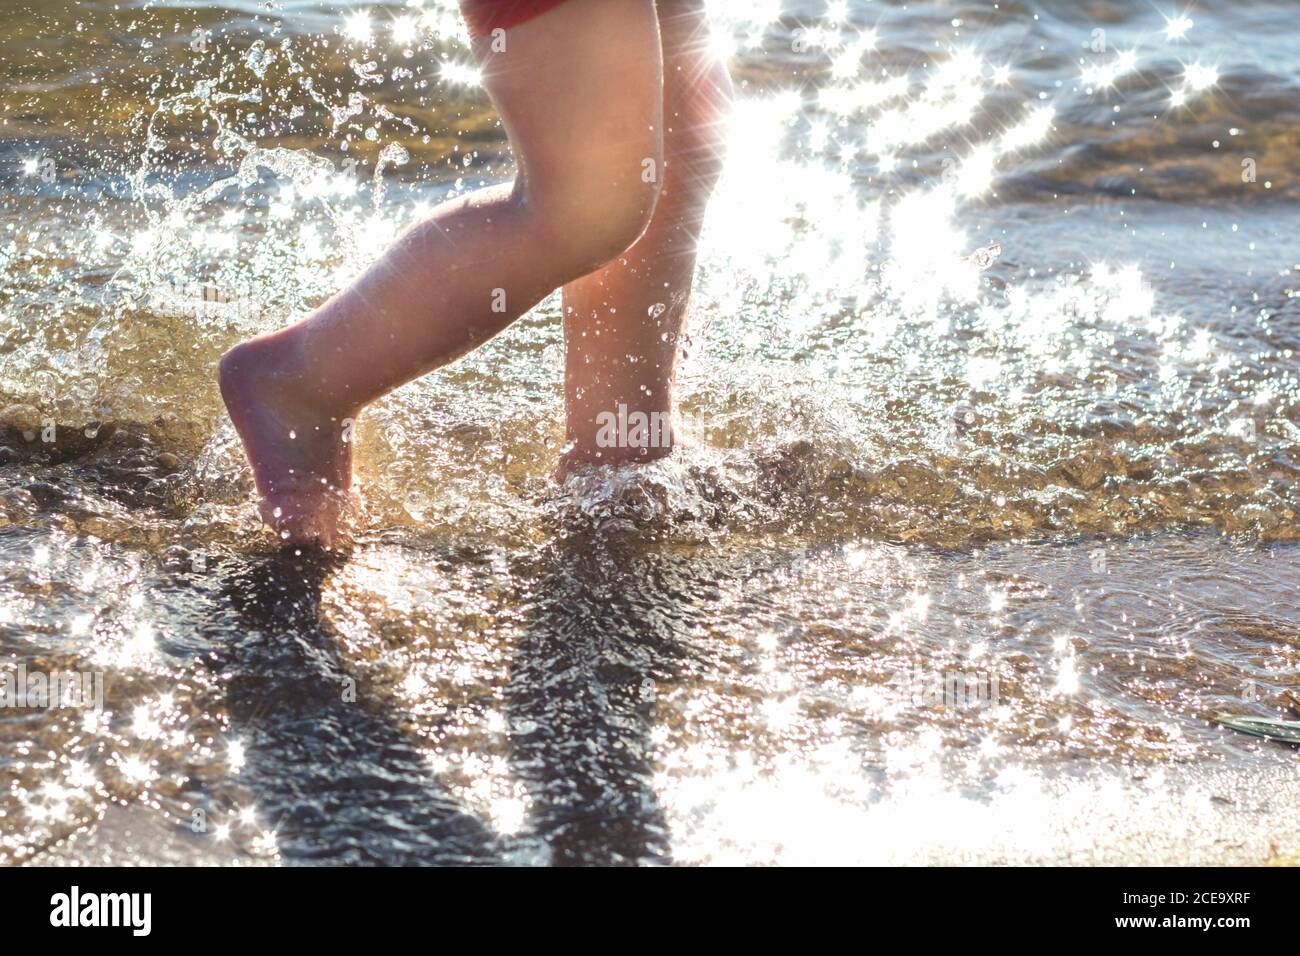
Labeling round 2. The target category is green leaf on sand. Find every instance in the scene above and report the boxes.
[1214,713,1300,745]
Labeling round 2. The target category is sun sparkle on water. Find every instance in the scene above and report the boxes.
[343,11,372,45]
[1163,14,1194,41]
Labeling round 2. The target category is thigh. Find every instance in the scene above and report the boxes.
[470,0,664,191]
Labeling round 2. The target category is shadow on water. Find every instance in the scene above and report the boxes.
[206,532,706,866]
[209,549,499,865]
[506,536,702,866]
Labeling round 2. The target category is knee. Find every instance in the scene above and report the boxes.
[524,150,663,278]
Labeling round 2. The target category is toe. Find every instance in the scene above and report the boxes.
[259,492,344,549]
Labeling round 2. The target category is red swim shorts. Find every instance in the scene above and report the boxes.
[460,0,571,38]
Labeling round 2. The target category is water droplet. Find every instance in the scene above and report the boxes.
[405,490,429,520]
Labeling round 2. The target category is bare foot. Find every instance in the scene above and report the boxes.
[218,335,355,548]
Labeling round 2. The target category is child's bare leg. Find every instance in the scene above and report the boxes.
[220,0,663,545]
[560,0,731,473]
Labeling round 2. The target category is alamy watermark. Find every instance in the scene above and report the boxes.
[595,403,673,450]
[147,278,258,322]
[0,664,104,711]
[891,667,1000,710]
[50,886,151,936]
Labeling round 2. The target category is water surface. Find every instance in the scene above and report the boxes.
[3,0,1300,865]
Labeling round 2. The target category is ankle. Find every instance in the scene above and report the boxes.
[221,330,358,423]
[557,440,674,482]
[563,401,677,470]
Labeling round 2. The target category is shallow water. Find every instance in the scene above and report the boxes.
[2,0,1300,865]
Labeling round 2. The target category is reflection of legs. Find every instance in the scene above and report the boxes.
[219,0,664,544]
[561,0,732,473]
